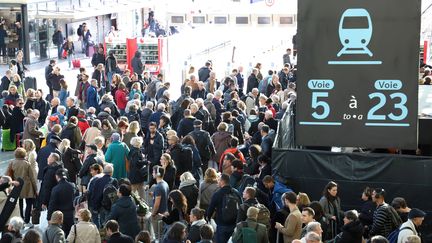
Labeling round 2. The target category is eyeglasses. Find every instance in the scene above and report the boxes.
[18,103,24,105]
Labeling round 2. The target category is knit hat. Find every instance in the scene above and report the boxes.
[193,119,202,126]
[408,208,426,219]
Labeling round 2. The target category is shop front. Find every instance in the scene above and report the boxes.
[0,4,26,64]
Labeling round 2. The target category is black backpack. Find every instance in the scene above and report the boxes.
[178,145,193,173]
[236,174,256,194]
[221,189,241,223]
[101,179,118,210]
[77,25,83,36]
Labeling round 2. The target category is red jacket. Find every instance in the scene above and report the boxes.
[219,147,246,172]
[77,117,90,135]
[115,89,128,110]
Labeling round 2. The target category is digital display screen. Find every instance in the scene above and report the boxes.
[193,16,205,24]
[214,16,227,24]
[236,16,249,24]
[171,16,184,24]
[258,17,271,25]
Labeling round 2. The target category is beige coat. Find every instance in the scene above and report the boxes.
[22,116,43,147]
[83,127,101,145]
[9,159,38,198]
[279,207,302,243]
[67,221,101,243]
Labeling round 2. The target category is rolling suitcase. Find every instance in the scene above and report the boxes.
[24,77,37,90]
[1,129,16,151]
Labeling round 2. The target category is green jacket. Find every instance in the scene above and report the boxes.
[105,140,130,179]
[232,219,269,243]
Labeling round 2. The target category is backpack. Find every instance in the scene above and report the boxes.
[256,204,271,229]
[221,189,241,223]
[233,221,258,243]
[131,191,149,216]
[386,205,403,229]
[236,174,256,194]
[77,25,83,36]
[387,226,412,243]
[178,145,193,173]
[101,179,118,210]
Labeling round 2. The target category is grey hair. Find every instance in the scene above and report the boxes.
[103,163,114,175]
[206,93,214,100]
[214,90,223,98]
[157,103,166,111]
[57,105,66,114]
[146,101,154,109]
[8,216,24,232]
[305,231,321,241]
[306,221,321,234]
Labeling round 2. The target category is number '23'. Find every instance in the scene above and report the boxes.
[367,92,408,121]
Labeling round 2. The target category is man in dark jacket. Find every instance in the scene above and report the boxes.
[188,120,216,172]
[88,164,118,229]
[107,184,140,239]
[91,46,106,68]
[105,220,133,243]
[32,90,51,126]
[37,135,62,180]
[79,144,104,187]
[47,66,64,97]
[0,70,11,94]
[48,168,77,236]
[149,103,166,127]
[177,109,196,138]
[198,61,211,82]
[264,110,278,131]
[45,60,56,96]
[140,101,154,132]
[131,51,143,77]
[66,97,79,120]
[260,125,273,158]
[247,68,260,94]
[207,173,242,243]
[167,135,193,186]
[144,122,164,167]
[52,27,64,59]
[212,90,225,127]
[39,153,63,211]
[237,187,262,223]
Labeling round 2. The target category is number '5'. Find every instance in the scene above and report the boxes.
[312,92,330,119]
[367,92,408,121]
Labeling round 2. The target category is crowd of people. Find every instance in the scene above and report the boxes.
[0,43,427,243]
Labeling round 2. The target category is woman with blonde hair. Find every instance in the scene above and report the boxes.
[8,147,37,224]
[297,192,311,212]
[10,73,25,99]
[160,153,176,191]
[123,121,140,148]
[179,172,198,214]
[67,209,100,243]
[198,168,219,211]
[127,137,146,199]
[23,139,38,182]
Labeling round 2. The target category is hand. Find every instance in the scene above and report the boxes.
[275,222,283,229]
[11,181,20,187]
[158,213,165,218]
[331,216,336,220]
[41,204,47,210]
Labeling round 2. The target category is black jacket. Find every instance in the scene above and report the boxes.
[265,118,278,131]
[107,196,140,238]
[177,117,196,138]
[62,147,82,183]
[231,118,244,144]
[191,89,206,100]
[169,144,193,179]
[37,143,61,179]
[144,131,164,166]
[198,66,211,82]
[140,108,153,130]
[48,179,76,220]
[188,128,215,162]
[52,30,64,46]
[67,105,80,120]
[237,198,260,223]
[335,220,364,243]
[79,154,103,186]
[107,232,134,243]
[9,107,25,142]
[163,165,176,191]
[88,174,118,210]
[206,185,242,226]
[99,100,120,120]
[92,69,107,88]
[47,73,64,91]
[127,147,147,184]
[131,56,144,75]
[91,53,106,67]
[39,163,63,206]
[247,74,259,94]
[0,76,10,93]
[180,183,199,214]
[45,65,54,82]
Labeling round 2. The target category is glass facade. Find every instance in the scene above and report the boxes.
[28,18,58,63]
